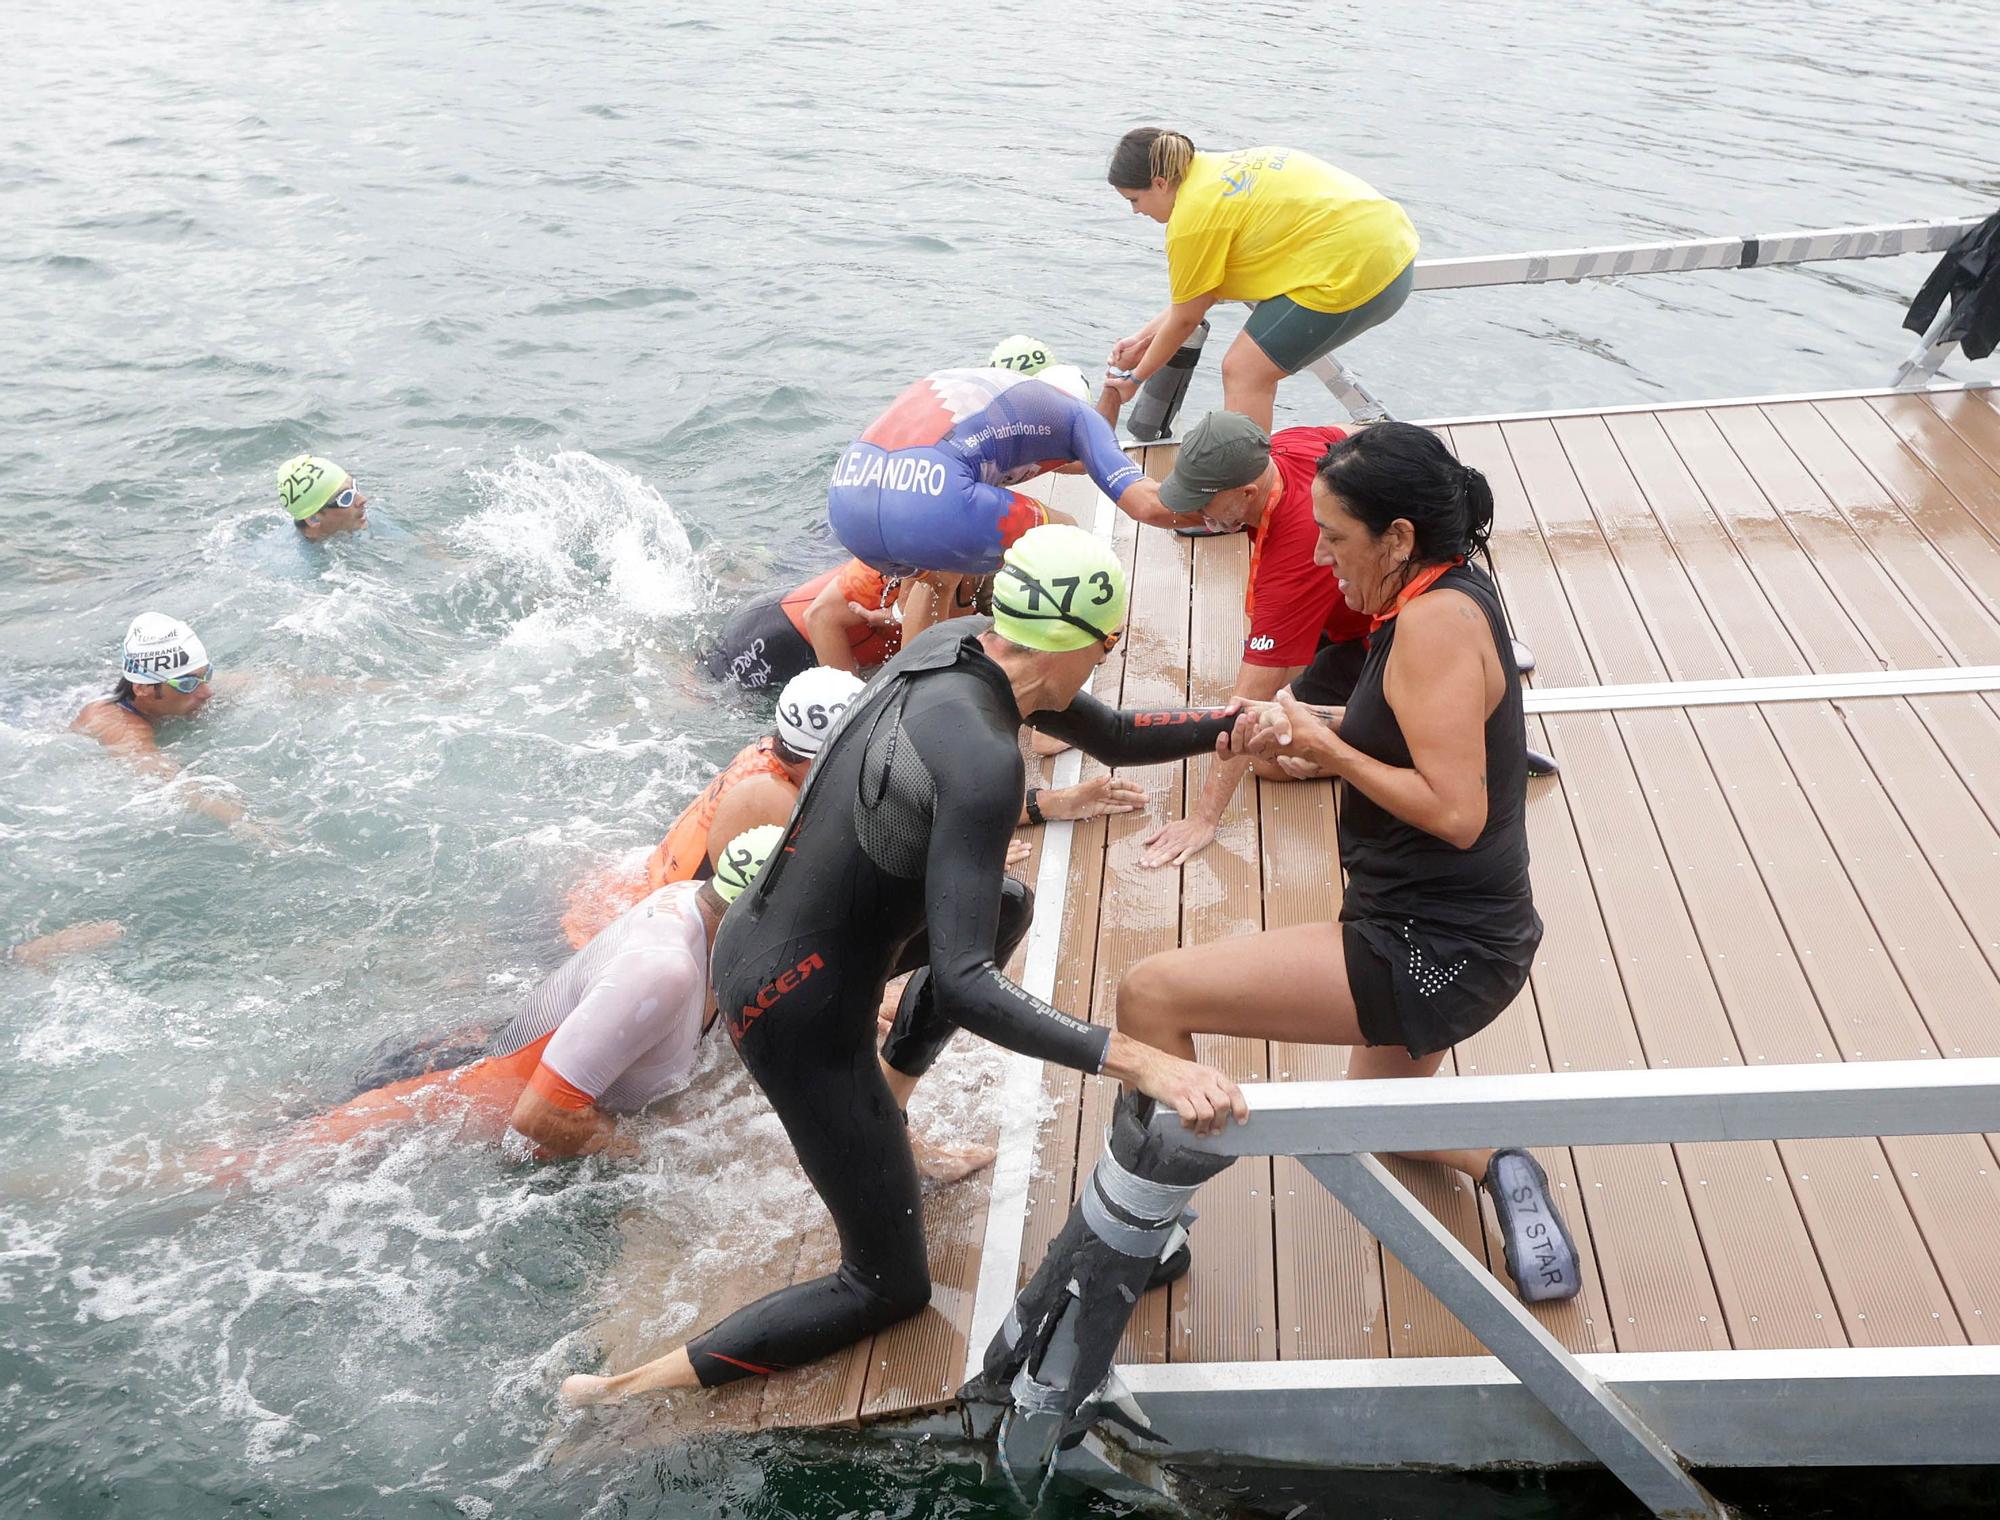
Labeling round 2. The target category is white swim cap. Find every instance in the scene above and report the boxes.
[1036,363,1092,403]
[774,667,864,757]
[121,613,209,684]
[989,335,1055,375]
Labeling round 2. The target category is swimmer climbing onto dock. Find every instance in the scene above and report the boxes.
[558,525,1251,1407]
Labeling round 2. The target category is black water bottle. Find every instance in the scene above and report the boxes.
[1126,319,1209,442]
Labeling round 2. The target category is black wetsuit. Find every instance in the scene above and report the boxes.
[690,619,1236,1384]
[698,591,816,692]
[1338,562,1542,1057]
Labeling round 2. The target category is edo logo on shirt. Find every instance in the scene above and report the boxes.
[1246,635,1276,652]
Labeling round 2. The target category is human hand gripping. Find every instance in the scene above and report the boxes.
[1245,689,1349,780]
[848,600,898,628]
[1109,333,1151,369]
[1128,1042,1248,1137]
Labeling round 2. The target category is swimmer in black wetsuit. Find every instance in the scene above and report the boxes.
[559,525,1249,1406]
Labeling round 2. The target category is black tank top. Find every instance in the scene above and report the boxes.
[1336,562,1538,957]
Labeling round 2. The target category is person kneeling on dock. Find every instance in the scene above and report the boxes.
[557,525,1247,1410]
[964,425,1579,1450]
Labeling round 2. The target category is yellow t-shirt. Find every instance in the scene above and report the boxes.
[1165,148,1419,314]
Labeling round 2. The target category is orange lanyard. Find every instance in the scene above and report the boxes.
[1369,558,1462,632]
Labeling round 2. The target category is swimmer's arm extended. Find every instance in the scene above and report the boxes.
[1028,690,1242,766]
[508,1082,621,1159]
[906,705,1109,1072]
[118,739,248,827]
[1066,401,1177,528]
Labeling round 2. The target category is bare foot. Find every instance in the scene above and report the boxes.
[912,1133,997,1183]
[560,1374,619,1408]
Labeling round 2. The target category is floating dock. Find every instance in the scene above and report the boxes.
[606,382,2000,1498]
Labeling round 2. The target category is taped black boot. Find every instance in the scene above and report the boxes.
[1486,1148,1582,1303]
[958,1090,1233,1450]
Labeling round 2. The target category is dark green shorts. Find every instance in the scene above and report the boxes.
[1244,261,1415,374]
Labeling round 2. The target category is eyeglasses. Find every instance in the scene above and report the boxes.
[160,666,212,694]
[997,565,1123,653]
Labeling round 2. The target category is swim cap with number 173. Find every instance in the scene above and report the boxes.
[991,524,1128,652]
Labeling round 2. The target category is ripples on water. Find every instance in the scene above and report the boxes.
[3,1,1995,1514]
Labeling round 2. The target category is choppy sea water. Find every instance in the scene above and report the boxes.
[3,1,1995,1515]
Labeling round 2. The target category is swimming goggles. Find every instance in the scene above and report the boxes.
[304,485,359,522]
[159,665,212,694]
[997,565,1123,653]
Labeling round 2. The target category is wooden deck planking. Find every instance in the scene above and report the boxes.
[1555,410,1965,1346]
[1920,387,2000,484]
[1524,413,1929,1349]
[1090,516,1198,1367]
[740,391,2000,1434]
[1261,781,1392,1361]
[1454,419,1732,1353]
[1171,532,1281,1364]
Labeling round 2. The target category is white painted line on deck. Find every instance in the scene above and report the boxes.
[1523,663,2000,714]
[963,485,1120,1383]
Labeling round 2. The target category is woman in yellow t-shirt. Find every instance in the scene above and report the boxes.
[1103,128,1419,431]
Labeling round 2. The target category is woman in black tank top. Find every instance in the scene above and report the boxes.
[1117,422,1579,1303]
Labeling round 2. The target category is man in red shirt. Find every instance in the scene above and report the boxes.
[1138,411,1370,867]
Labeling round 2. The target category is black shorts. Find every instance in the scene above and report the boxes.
[1342,916,1537,1060]
[700,592,815,692]
[1291,636,1369,707]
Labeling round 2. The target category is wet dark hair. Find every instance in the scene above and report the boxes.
[1315,422,1495,569]
[113,677,138,702]
[1107,128,1195,191]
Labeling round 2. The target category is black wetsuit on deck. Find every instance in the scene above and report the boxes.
[690,618,1236,1384]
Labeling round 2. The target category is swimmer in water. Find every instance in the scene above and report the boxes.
[261,828,785,1165]
[701,558,915,692]
[558,525,1247,1408]
[278,454,369,541]
[827,362,1180,583]
[70,613,246,827]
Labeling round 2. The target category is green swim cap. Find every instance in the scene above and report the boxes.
[277,454,351,520]
[989,335,1055,375]
[991,524,1128,653]
[713,824,784,904]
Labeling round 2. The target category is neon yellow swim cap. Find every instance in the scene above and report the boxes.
[277,455,351,520]
[990,524,1128,653]
[989,335,1055,375]
[713,824,784,904]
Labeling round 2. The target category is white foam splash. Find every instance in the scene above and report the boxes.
[450,452,707,652]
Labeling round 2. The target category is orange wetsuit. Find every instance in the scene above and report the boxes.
[559,736,797,948]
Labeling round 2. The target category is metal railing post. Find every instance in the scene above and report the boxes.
[1891,299,1961,388]
[1304,354,1393,423]
[1299,1151,1724,1520]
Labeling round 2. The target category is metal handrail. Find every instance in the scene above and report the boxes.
[1141,1057,2000,1519]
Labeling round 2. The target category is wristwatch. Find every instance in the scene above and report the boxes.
[1024,787,1046,825]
